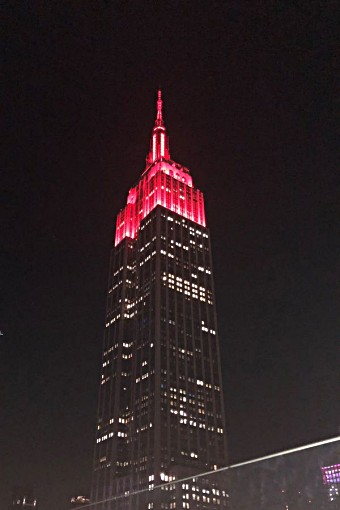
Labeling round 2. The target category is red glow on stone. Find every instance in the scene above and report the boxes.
[114,92,206,246]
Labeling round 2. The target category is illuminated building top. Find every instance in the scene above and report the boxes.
[115,90,206,245]
[322,463,340,484]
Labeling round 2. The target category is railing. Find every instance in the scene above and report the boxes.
[77,436,340,509]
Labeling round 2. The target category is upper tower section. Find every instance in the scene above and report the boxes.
[115,91,206,246]
[146,90,170,164]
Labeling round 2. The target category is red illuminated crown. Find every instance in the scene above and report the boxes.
[115,91,206,246]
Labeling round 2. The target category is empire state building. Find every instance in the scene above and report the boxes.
[91,92,228,509]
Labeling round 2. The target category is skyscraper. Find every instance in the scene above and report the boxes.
[91,92,228,509]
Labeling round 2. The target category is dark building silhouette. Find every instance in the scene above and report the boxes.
[9,487,37,509]
[91,92,228,509]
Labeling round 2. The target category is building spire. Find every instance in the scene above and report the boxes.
[147,89,170,164]
[156,89,163,126]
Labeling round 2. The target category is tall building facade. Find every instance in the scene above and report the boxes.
[92,92,228,509]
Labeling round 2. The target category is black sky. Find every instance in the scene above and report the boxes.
[2,2,339,509]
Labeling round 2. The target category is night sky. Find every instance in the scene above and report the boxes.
[2,2,339,509]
